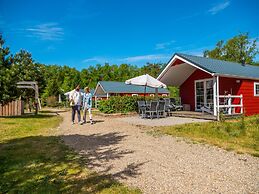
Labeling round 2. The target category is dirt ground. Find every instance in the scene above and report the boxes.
[57,111,259,194]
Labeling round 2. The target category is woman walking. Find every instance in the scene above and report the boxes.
[81,87,93,125]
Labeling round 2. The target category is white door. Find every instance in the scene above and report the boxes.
[195,79,214,111]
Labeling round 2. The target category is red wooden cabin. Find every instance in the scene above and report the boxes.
[94,81,169,100]
[158,53,259,118]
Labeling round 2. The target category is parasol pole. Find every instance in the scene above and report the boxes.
[144,84,147,102]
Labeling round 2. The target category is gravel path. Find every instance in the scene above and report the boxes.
[58,111,259,194]
[119,116,210,126]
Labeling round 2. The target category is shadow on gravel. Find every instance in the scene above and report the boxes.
[40,110,68,114]
[62,133,145,179]
[80,120,105,124]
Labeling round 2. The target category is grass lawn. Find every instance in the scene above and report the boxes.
[158,115,259,157]
[0,111,140,194]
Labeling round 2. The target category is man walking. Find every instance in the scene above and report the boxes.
[69,85,82,124]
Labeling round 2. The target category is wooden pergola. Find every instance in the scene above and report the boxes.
[17,81,41,114]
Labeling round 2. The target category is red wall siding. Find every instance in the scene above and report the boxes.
[239,79,259,115]
[219,77,259,115]
[179,69,259,115]
[219,77,242,113]
[180,69,212,111]
[219,77,241,95]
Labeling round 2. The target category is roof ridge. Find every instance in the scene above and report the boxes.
[99,80,122,83]
[176,53,257,67]
[98,80,169,93]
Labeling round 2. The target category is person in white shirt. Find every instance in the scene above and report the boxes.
[81,87,93,125]
[69,85,82,124]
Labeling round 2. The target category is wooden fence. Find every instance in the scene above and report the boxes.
[0,100,24,116]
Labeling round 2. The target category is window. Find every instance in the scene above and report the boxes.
[254,82,259,96]
[132,94,138,97]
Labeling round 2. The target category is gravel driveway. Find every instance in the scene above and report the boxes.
[58,111,259,194]
[118,116,210,126]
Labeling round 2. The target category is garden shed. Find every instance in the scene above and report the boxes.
[94,81,169,100]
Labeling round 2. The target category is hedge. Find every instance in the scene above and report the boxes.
[98,96,155,114]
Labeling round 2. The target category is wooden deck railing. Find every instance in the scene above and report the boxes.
[217,94,243,115]
[0,100,24,116]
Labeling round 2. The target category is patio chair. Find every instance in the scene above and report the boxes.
[145,101,158,119]
[164,98,174,116]
[170,98,183,111]
[145,100,151,108]
[137,101,146,118]
[157,101,166,118]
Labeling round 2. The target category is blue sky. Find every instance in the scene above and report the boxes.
[0,0,258,69]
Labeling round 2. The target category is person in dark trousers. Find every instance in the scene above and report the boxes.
[69,85,82,124]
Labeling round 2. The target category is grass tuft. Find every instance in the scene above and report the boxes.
[158,115,259,156]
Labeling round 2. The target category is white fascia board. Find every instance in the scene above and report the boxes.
[93,83,100,96]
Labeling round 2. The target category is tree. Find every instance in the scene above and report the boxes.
[0,35,14,104]
[204,33,258,65]
[140,63,165,77]
[11,50,45,100]
[43,78,60,97]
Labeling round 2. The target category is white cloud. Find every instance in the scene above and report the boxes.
[185,50,204,56]
[26,23,64,40]
[208,1,230,15]
[155,40,176,50]
[46,45,56,51]
[82,57,109,63]
[122,54,170,63]
[180,46,214,56]
[82,54,170,65]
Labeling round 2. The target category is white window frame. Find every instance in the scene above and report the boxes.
[132,94,138,97]
[254,82,259,97]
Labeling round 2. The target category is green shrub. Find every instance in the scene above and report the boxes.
[98,96,155,113]
[46,96,59,107]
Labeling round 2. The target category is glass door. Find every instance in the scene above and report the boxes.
[205,80,213,110]
[195,79,214,111]
[195,81,204,110]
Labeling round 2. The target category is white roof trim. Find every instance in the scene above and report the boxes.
[214,73,259,81]
[157,54,213,80]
